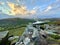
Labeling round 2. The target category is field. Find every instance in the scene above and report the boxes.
[0,18,60,36]
[8,27,25,36]
[0,18,34,36]
[0,18,35,45]
[0,18,60,45]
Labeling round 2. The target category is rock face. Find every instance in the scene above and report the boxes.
[39,38,48,45]
[35,34,48,45]
[0,31,9,45]
[15,23,48,45]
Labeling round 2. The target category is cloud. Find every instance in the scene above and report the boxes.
[0,10,2,13]
[0,2,4,5]
[7,2,28,15]
[31,0,50,4]
[44,6,52,12]
[38,0,60,15]
[0,0,60,19]
[7,2,36,15]
[56,0,59,1]
[30,10,36,14]
[16,0,20,3]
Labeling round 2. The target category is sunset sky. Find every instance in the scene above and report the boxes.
[0,0,60,19]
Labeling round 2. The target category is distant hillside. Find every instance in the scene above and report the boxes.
[0,18,34,31]
[41,18,60,21]
[42,18,60,25]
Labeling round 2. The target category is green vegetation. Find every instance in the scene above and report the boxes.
[8,27,25,36]
[47,36,60,44]
[0,18,35,45]
[0,18,60,45]
[50,34,60,39]
[0,18,34,36]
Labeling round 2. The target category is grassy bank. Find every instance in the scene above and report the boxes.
[8,27,25,36]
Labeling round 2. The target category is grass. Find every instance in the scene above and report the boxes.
[6,27,26,45]
[8,27,25,36]
[0,26,26,36]
[47,36,60,44]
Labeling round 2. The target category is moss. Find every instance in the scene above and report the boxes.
[50,34,60,39]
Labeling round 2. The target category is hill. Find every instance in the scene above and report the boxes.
[0,18,34,36]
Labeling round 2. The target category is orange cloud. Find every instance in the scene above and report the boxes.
[7,2,36,15]
[7,2,29,15]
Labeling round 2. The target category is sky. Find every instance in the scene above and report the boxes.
[0,0,60,19]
